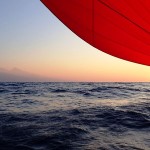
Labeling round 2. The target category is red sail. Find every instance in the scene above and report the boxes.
[41,0,150,66]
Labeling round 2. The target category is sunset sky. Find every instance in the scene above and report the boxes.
[0,0,150,82]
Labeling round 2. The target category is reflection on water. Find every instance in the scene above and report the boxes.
[0,82,150,150]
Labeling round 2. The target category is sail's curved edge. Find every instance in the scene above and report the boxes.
[40,0,150,66]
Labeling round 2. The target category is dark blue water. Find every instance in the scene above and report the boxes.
[0,82,150,150]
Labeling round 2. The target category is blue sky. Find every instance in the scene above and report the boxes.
[0,0,150,82]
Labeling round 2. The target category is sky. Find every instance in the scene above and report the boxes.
[0,0,150,82]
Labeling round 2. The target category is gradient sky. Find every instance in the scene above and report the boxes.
[0,0,150,82]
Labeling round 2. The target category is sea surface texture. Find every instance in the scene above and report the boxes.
[0,82,150,150]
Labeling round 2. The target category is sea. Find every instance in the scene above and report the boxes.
[0,82,150,150]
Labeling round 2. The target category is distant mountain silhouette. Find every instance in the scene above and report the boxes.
[0,67,53,82]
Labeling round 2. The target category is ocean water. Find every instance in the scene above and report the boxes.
[0,82,150,150]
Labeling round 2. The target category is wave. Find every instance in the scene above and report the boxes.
[0,82,150,150]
